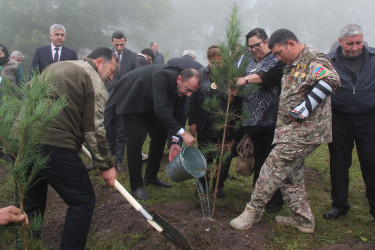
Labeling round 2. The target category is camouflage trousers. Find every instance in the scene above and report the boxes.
[249,143,319,227]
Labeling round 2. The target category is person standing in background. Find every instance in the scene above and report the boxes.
[30,24,78,74]
[150,41,165,64]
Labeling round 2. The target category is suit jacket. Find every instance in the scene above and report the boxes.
[153,51,165,64]
[31,44,78,73]
[115,64,183,135]
[105,48,139,112]
[167,55,203,70]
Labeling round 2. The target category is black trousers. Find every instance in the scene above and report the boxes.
[123,111,167,190]
[23,145,95,250]
[328,112,375,218]
[104,104,126,164]
[248,130,284,207]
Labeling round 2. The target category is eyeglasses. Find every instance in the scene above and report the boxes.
[247,40,264,50]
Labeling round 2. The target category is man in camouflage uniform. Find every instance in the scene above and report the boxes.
[230,29,340,233]
[23,47,117,249]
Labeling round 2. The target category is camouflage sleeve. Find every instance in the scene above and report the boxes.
[84,78,114,171]
[309,55,341,92]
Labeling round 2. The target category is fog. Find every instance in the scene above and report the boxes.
[140,0,375,65]
[2,0,374,70]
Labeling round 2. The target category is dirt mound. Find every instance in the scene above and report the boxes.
[41,183,273,249]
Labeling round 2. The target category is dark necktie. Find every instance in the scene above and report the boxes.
[117,52,122,71]
[53,47,60,62]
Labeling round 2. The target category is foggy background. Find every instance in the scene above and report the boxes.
[1,0,374,72]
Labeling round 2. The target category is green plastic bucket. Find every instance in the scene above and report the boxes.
[166,147,207,183]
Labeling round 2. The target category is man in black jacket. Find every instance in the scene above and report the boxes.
[103,31,139,172]
[167,49,204,145]
[116,65,201,200]
[324,24,375,222]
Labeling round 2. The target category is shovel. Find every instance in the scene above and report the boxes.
[81,145,191,250]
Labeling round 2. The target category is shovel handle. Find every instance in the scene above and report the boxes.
[81,145,163,233]
[114,180,163,233]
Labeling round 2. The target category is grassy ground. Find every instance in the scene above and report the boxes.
[1,142,374,249]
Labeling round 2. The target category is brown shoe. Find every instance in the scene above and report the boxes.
[275,216,314,234]
[115,162,126,172]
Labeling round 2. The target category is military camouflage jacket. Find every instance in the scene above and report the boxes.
[273,46,340,145]
[44,58,114,170]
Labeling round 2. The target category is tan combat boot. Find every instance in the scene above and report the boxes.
[230,204,260,230]
[275,216,314,234]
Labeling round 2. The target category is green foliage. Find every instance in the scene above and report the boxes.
[0,73,66,248]
[199,4,259,216]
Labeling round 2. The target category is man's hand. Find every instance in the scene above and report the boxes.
[169,144,182,162]
[101,167,117,187]
[0,206,29,225]
[180,131,196,147]
[289,109,306,124]
[189,124,197,137]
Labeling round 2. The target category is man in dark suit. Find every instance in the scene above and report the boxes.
[31,24,78,74]
[150,42,165,64]
[167,49,204,146]
[103,31,139,172]
[116,65,201,200]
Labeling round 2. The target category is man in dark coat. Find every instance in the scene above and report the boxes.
[115,65,201,200]
[150,42,165,64]
[167,50,204,145]
[324,24,375,222]
[103,31,139,172]
[31,24,78,74]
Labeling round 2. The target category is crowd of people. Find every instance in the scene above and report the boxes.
[1,22,374,249]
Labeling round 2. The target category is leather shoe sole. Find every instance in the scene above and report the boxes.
[144,178,172,188]
[323,207,347,220]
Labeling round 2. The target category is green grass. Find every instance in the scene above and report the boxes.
[1,143,374,249]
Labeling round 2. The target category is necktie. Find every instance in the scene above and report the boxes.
[117,52,122,71]
[53,47,59,62]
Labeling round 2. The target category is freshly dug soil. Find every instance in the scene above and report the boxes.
[41,182,273,249]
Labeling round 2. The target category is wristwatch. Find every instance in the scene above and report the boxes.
[171,141,179,145]
[244,76,249,84]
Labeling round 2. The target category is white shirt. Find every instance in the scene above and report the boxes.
[51,44,62,61]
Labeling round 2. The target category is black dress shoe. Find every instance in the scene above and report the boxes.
[132,187,150,200]
[144,178,172,188]
[266,204,282,213]
[323,207,347,220]
[115,162,126,172]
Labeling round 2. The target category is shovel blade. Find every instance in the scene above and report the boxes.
[153,213,191,250]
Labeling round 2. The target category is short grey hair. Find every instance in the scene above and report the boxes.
[10,50,24,58]
[49,24,66,35]
[339,24,363,40]
[182,49,197,58]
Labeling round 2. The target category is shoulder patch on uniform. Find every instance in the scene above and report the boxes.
[314,65,327,77]
[211,82,217,89]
